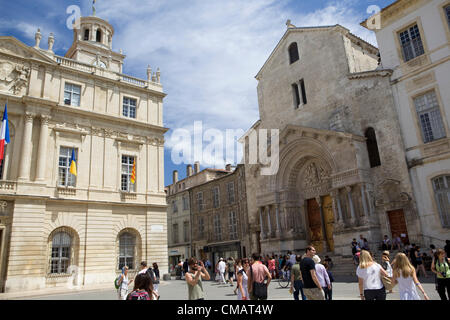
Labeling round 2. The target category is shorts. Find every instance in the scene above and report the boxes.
[228,272,234,279]
[303,288,325,300]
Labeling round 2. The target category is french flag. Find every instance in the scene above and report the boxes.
[0,103,10,165]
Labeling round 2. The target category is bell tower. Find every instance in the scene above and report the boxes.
[65,15,125,73]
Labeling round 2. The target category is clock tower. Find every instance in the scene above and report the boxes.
[65,15,125,73]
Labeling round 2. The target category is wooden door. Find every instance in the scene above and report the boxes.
[387,209,409,244]
[322,195,335,252]
[307,199,323,252]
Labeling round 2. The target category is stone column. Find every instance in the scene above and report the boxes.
[275,204,281,236]
[35,115,50,181]
[331,190,344,226]
[360,184,369,216]
[259,208,265,240]
[346,186,357,223]
[316,196,329,252]
[266,206,272,237]
[18,113,34,181]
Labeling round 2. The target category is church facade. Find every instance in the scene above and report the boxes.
[0,15,168,292]
[243,24,421,257]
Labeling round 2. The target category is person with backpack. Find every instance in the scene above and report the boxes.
[248,253,271,300]
[152,262,160,295]
[117,266,133,300]
[431,248,450,300]
[126,273,153,300]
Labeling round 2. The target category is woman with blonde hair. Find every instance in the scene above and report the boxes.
[392,252,429,300]
[356,250,388,300]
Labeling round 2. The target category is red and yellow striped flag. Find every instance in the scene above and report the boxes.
[130,158,136,184]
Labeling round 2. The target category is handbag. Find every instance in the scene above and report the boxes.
[250,265,267,299]
[381,275,394,291]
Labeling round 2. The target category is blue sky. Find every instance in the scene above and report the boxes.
[0,0,395,186]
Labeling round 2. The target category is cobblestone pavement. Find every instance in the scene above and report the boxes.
[18,275,441,301]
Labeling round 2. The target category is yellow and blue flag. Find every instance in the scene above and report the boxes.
[69,149,77,176]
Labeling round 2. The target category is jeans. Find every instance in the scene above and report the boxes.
[323,286,332,300]
[364,287,386,300]
[293,280,306,300]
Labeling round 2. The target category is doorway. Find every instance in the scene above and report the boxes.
[387,209,409,245]
[322,195,335,252]
[307,198,324,252]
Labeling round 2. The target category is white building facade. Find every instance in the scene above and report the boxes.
[0,15,168,292]
[363,0,450,247]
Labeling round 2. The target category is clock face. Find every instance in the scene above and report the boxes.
[93,60,106,68]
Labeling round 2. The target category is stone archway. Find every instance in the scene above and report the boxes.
[276,137,337,253]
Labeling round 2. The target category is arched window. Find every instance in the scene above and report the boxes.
[365,127,381,168]
[50,231,72,274]
[96,29,102,43]
[84,29,90,41]
[288,42,299,64]
[118,232,135,270]
[432,175,450,227]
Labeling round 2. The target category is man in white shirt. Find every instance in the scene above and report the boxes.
[218,258,227,284]
[288,252,297,266]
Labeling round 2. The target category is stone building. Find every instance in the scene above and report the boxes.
[242,23,420,257]
[165,163,229,269]
[362,0,450,248]
[189,164,250,266]
[0,14,168,292]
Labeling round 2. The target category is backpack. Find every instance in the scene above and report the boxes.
[146,268,159,284]
[127,290,150,300]
[114,274,122,289]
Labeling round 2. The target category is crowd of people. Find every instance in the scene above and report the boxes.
[115,261,161,300]
[114,238,450,301]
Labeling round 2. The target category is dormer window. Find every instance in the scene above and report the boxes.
[288,42,299,64]
[96,29,102,43]
[84,29,90,41]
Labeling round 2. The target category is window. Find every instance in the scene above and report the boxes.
[414,91,446,143]
[292,83,300,108]
[172,224,179,244]
[183,221,189,243]
[58,147,77,187]
[432,175,450,227]
[227,182,235,204]
[212,187,220,208]
[228,211,238,240]
[50,231,72,274]
[121,155,136,192]
[118,232,135,270]
[214,214,222,241]
[197,192,203,211]
[299,79,307,105]
[292,79,307,108]
[172,200,178,213]
[123,97,137,119]
[288,42,299,64]
[96,29,102,43]
[64,83,81,106]
[445,5,450,29]
[198,217,205,238]
[183,196,189,210]
[84,29,90,41]
[399,24,424,62]
[365,128,381,168]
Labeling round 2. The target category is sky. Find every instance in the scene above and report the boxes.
[0,0,395,186]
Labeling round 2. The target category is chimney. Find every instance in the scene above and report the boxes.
[226,164,232,172]
[173,170,178,184]
[194,162,200,174]
[186,165,193,177]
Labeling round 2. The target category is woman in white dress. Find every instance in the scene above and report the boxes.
[237,258,250,300]
[392,253,429,300]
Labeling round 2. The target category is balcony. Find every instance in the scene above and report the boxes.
[0,180,17,192]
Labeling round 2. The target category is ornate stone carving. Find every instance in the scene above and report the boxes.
[304,162,328,187]
[11,64,30,95]
[0,61,30,95]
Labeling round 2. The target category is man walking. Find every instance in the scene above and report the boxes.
[248,253,271,300]
[218,258,227,284]
[300,246,325,300]
[290,255,306,300]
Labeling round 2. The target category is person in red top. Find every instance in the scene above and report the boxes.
[268,256,276,279]
[248,253,272,300]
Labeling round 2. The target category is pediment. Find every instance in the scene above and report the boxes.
[279,124,365,145]
[0,37,56,64]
